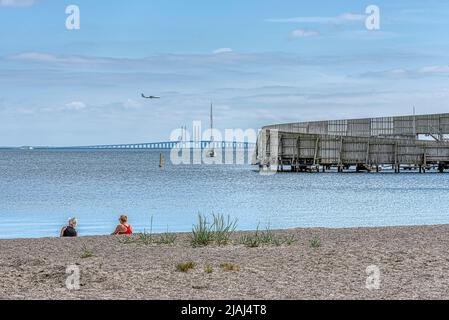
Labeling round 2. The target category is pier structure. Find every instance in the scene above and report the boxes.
[255,113,449,173]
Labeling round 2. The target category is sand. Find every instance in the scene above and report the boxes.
[1,225,449,300]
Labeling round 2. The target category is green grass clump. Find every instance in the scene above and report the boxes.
[240,233,261,248]
[259,225,276,245]
[205,265,214,274]
[176,261,196,272]
[139,230,153,245]
[119,217,177,246]
[220,263,240,272]
[283,235,297,246]
[239,226,263,247]
[191,214,215,247]
[190,213,238,247]
[139,215,155,245]
[80,245,94,259]
[239,224,297,248]
[310,236,322,248]
[212,213,238,245]
[156,229,177,245]
[119,236,137,244]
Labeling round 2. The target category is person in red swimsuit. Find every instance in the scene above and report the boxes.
[111,214,133,235]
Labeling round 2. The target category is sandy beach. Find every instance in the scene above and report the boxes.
[2,225,449,300]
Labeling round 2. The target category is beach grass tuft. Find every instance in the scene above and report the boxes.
[259,225,276,245]
[205,265,214,274]
[132,215,155,246]
[139,215,155,245]
[212,213,238,245]
[239,226,262,247]
[239,224,297,247]
[119,217,177,246]
[119,236,137,244]
[176,261,196,272]
[240,234,261,247]
[156,228,177,245]
[310,236,322,248]
[191,214,215,247]
[283,234,297,246]
[220,263,240,272]
[190,213,238,247]
[81,245,94,259]
[138,230,154,245]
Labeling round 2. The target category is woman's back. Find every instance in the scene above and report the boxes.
[112,214,133,235]
[62,226,77,237]
[118,224,132,235]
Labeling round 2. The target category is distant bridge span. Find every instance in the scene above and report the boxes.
[45,140,256,150]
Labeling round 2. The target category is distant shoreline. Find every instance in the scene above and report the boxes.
[2,224,449,299]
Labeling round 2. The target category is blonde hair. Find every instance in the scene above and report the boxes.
[69,217,77,227]
[119,215,128,223]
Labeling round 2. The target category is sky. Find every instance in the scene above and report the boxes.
[1,0,449,146]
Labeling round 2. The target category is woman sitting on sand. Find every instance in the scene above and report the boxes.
[111,214,133,235]
[60,218,78,237]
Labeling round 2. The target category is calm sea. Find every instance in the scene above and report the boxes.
[1,149,449,239]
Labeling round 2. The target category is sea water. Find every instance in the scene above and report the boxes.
[1,149,449,239]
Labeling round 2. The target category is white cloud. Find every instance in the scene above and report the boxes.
[12,52,57,62]
[267,12,366,24]
[213,48,233,54]
[268,16,330,23]
[3,50,448,145]
[0,0,36,7]
[65,101,87,111]
[9,52,108,65]
[419,65,449,74]
[360,65,449,79]
[339,13,366,21]
[290,29,320,38]
[8,50,416,73]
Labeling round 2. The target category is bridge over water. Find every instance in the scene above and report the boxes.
[37,140,256,150]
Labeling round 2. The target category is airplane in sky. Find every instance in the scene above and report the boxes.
[141,93,161,99]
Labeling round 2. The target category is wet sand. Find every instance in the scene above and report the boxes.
[2,225,449,300]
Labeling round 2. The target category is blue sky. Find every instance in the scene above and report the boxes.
[1,0,449,146]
